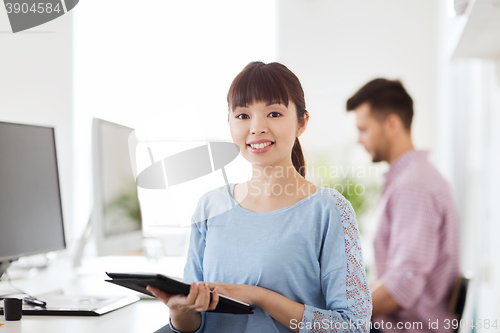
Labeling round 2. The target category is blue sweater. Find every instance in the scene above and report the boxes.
[170,183,372,333]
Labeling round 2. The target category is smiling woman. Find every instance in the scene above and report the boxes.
[227,62,308,177]
[147,61,372,333]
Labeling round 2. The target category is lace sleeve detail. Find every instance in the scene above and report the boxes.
[299,189,372,333]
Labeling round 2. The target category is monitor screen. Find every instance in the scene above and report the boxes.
[0,122,66,263]
[92,118,142,256]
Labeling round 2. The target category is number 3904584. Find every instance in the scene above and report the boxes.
[5,3,62,14]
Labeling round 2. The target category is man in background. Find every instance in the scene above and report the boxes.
[346,79,460,333]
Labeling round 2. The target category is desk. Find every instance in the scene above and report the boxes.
[0,299,170,333]
[0,254,186,333]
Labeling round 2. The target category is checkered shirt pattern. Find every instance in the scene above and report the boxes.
[373,150,460,333]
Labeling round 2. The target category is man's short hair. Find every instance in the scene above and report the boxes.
[346,78,414,131]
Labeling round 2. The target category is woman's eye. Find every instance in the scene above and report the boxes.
[269,112,281,118]
[236,114,249,120]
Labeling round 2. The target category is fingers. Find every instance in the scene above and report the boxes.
[147,282,219,313]
[207,288,219,311]
[204,282,219,311]
[146,286,173,304]
[193,282,211,312]
[185,282,199,304]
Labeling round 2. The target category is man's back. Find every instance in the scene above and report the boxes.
[373,150,460,333]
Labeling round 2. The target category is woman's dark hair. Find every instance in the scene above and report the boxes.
[227,61,307,177]
[346,78,414,131]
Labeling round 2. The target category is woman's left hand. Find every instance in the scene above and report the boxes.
[205,282,261,306]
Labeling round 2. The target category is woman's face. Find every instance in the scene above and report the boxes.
[228,100,306,168]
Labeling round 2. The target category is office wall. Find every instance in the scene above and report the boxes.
[0,11,74,241]
[277,0,438,163]
[436,0,500,324]
[436,58,500,333]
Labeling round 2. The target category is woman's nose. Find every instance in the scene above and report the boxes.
[250,118,268,134]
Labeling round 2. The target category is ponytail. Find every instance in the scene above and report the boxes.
[292,138,306,178]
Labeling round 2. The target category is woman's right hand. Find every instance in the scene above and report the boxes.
[146,281,219,318]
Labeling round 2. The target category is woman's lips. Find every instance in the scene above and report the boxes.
[247,142,274,154]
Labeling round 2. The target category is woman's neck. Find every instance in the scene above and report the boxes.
[245,160,312,199]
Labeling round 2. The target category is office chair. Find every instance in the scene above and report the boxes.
[155,324,174,333]
[448,275,470,333]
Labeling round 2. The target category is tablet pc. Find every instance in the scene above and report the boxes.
[105,272,254,315]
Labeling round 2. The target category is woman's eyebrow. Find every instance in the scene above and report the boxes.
[230,104,248,112]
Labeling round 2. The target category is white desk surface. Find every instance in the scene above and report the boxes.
[0,255,187,333]
[0,299,169,333]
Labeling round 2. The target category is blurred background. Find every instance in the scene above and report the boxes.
[1,0,499,328]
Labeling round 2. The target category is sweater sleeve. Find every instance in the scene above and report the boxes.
[169,200,208,333]
[299,191,372,333]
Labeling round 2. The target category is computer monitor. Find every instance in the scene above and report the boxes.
[0,121,66,279]
[92,118,143,256]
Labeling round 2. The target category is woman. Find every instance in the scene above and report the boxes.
[147,61,372,332]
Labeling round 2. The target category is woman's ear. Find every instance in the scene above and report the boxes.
[296,112,309,138]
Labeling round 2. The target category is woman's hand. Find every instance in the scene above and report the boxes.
[204,282,261,306]
[146,282,219,331]
[147,282,219,313]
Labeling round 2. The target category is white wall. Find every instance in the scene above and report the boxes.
[436,58,500,333]
[277,0,438,164]
[436,0,500,327]
[0,10,74,241]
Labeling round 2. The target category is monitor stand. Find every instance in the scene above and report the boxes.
[0,261,12,280]
[72,214,92,269]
